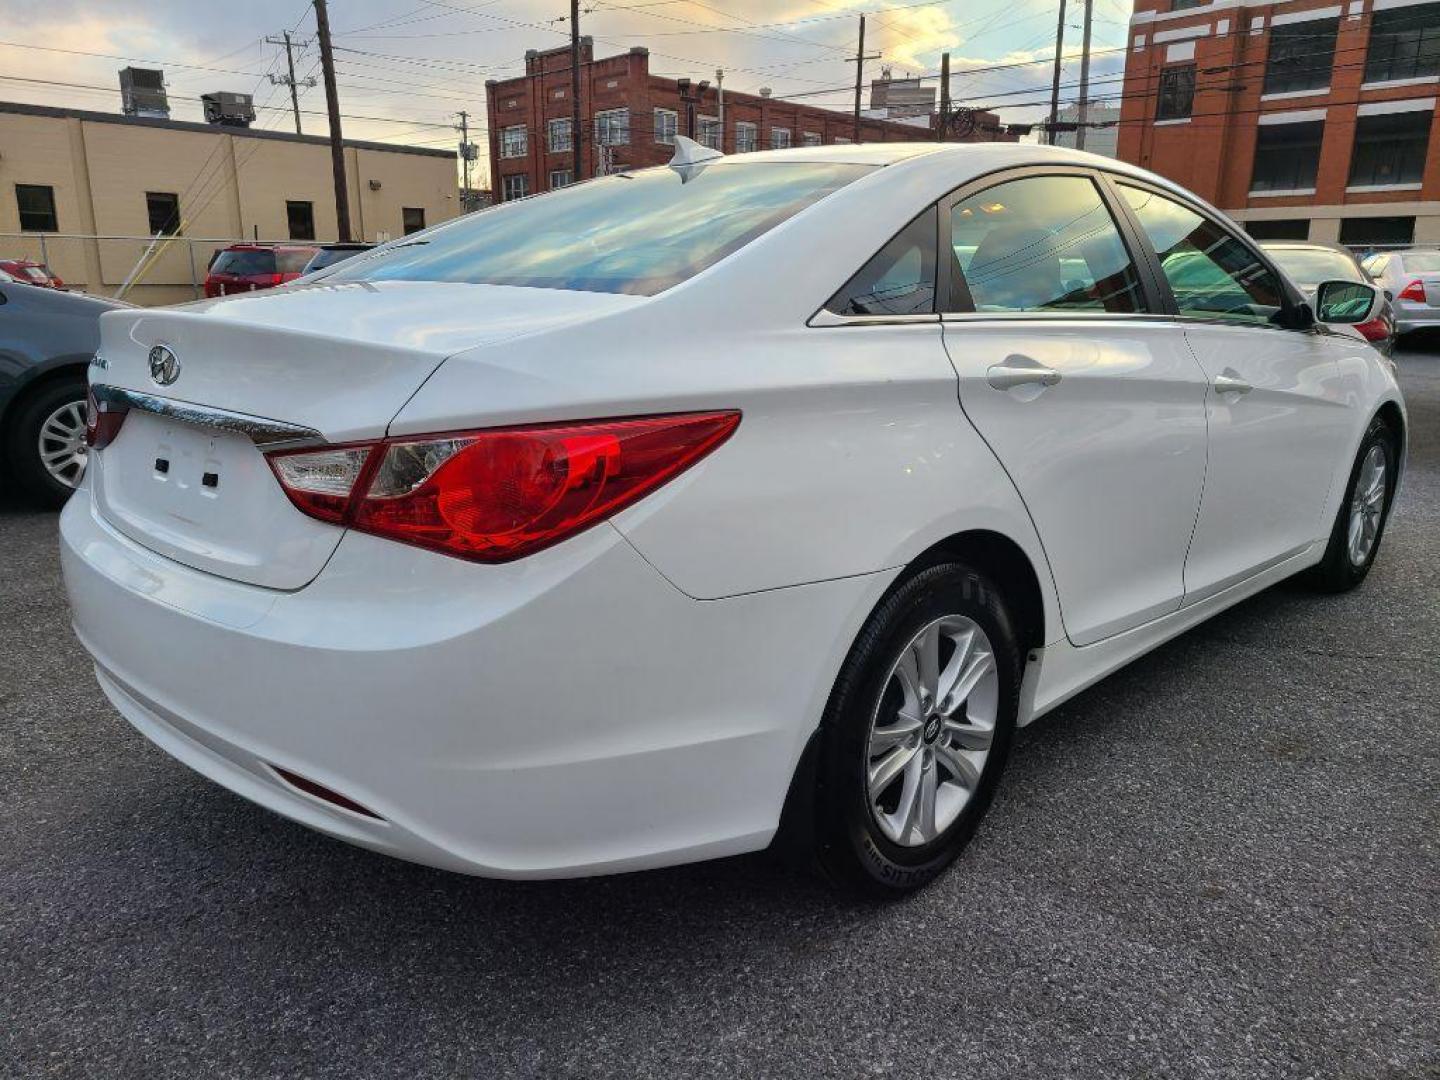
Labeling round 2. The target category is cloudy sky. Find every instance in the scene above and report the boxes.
[1,0,1131,183]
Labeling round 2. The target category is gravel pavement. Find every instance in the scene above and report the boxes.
[2,349,1437,1079]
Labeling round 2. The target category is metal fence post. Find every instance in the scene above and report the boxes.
[187,239,200,299]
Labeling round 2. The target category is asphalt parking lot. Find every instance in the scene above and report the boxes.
[2,351,1437,1080]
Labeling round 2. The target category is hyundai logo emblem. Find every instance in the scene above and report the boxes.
[148,345,181,387]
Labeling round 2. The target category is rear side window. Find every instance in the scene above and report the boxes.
[211,249,276,276]
[947,175,1147,314]
[277,249,315,274]
[826,207,936,316]
[1401,251,1440,272]
[1119,184,1284,325]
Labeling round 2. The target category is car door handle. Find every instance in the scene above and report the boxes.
[1213,371,1253,396]
[987,358,1062,391]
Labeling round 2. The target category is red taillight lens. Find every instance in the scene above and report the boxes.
[84,387,127,449]
[1398,279,1426,303]
[267,411,740,562]
[1353,315,1390,342]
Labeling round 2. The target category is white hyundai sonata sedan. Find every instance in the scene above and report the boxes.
[61,141,1405,896]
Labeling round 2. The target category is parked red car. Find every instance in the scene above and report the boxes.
[0,259,65,289]
[203,244,318,298]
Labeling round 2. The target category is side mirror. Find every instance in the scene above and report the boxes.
[1315,279,1380,325]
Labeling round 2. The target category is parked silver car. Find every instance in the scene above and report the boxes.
[1263,241,1396,355]
[1360,248,1440,336]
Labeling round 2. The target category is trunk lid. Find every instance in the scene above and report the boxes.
[90,281,641,589]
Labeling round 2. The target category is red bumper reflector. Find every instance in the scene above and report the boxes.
[271,766,383,819]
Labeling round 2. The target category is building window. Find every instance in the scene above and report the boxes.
[286,200,315,241]
[1339,216,1415,247]
[696,115,721,149]
[770,127,792,149]
[502,174,529,201]
[1364,3,1440,83]
[802,131,823,146]
[654,108,677,145]
[1244,219,1310,240]
[1251,121,1324,192]
[15,184,57,232]
[1171,0,1207,9]
[1156,65,1195,120]
[146,191,180,236]
[596,108,630,146]
[736,121,758,152]
[547,118,571,153]
[402,207,426,235]
[500,125,527,159]
[549,169,573,189]
[1264,18,1338,94]
[1348,110,1432,187]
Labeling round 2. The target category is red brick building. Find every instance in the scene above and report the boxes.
[1119,0,1440,247]
[486,41,1012,202]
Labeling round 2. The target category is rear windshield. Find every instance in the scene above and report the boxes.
[1267,247,1360,284]
[306,247,368,271]
[328,161,872,295]
[1401,251,1440,273]
[211,249,276,276]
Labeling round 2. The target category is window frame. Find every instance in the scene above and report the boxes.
[547,117,572,153]
[1347,109,1432,188]
[1263,17,1339,95]
[501,173,530,202]
[286,199,316,242]
[653,108,678,146]
[1156,65,1196,121]
[146,191,181,236]
[735,121,758,153]
[500,125,528,159]
[1364,2,1440,83]
[15,184,58,232]
[402,207,426,235]
[595,108,630,147]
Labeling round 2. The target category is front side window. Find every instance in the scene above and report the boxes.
[949,175,1147,314]
[15,184,57,232]
[736,122,758,153]
[547,118,571,153]
[286,200,315,241]
[501,174,529,202]
[1264,18,1338,94]
[771,127,792,149]
[654,108,677,145]
[1365,3,1440,82]
[330,161,870,296]
[501,125,527,159]
[1120,184,1284,325]
[1251,121,1324,192]
[1157,65,1196,120]
[596,109,630,146]
[146,191,180,236]
[827,207,937,317]
[1348,110,1432,187]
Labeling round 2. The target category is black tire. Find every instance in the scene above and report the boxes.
[4,375,88,509]
[812,562,1022,899]
[1307,414,1398,593]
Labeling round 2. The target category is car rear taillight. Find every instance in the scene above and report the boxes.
[1398,279,1426,303]
[266,411,740,562]
[84,387,127,449]
[1353,315,1390,342]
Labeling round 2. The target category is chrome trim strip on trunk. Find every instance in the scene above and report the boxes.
[90,384,326,450]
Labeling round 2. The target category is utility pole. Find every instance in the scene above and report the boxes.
[849,14,881,143]
[265,31,314,135]
[312,0,351,241]
[1076,0,1094,151]
[456,110,474,207]
[938,52,950,141]
[715,68,725,149]
[1046,0,1067,146]
[570,0,583,182]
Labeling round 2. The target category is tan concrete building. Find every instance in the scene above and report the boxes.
[0,101,460,305]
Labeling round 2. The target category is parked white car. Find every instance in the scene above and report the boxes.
[61,141,1405,896]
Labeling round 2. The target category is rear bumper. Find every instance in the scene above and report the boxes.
[60,486,880,878]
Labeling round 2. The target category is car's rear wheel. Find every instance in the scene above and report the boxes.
[1307,415,1398,593]
[812,562,1021,898]
[5,376,88,508]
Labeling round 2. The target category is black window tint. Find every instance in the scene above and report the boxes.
[16,184,57,232]
[1121,184,1284,325]
[1348,111,1432,187]
[1157,66,1195,121]
[827,207,936,316]
[146,191,180,236]
[949,175,1147,314]
[1365,3,1440,82]
[1251,121,1324,192]
[1264,19,1338,94]
[286,200,316,241]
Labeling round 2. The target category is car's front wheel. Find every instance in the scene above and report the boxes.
[5,376,88,508]
[813,562,1021,898]
[1307,414,1398,592]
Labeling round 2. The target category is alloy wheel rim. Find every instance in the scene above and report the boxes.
[38,399,88,489]
[865,614,999,848]
[1347,444,1387,567]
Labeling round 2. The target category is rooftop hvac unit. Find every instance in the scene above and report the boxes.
[201,92,257,128]
[119,67,169,119]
